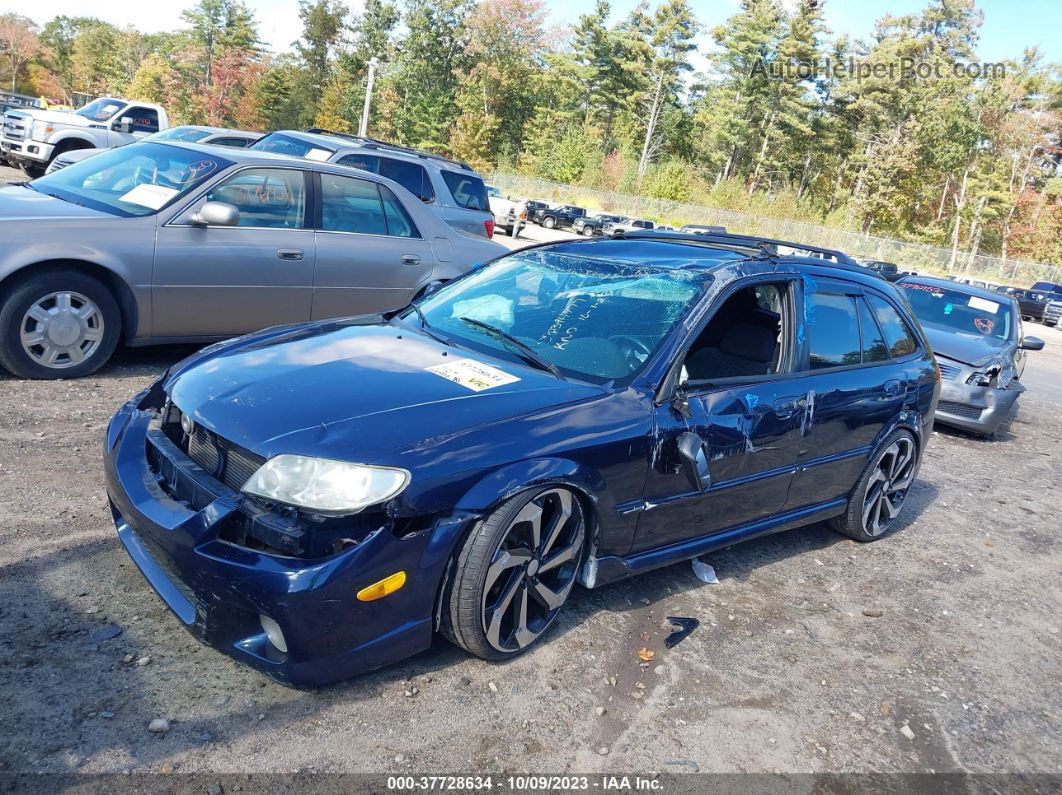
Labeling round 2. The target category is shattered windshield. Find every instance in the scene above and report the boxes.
[415,250,710,384]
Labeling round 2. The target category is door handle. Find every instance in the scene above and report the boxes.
[772,395,806,420]
[277,249,304,261]
[883,379,904,398]
[401,255,421,266]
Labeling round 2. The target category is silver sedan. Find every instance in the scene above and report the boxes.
[0,141,506,378]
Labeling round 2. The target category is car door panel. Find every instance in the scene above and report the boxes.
[783,284,909,510]
[312,232,434,319]
[152,166,315,338]
[152,226,316,337]
[311,172,436,320]
[632,380,807,554]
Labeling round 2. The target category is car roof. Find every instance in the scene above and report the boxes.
[263,129,478,173]
[152,141,395,180]
[523,237,888,287]
[897,275,1015,303]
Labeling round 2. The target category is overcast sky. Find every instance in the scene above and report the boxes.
[9,0,1061,66]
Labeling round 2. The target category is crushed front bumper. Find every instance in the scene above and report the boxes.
[935,378,1023,435]
[103,384,468,686]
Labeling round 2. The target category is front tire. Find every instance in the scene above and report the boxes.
[442,487,585,660]
[830,429,919,542]
[0,269,121,379]
[542,216,556,229]
[23,162,46,179]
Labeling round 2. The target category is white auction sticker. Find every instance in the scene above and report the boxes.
[305,148,332,161]
[426,358,521,392]
[968,296,1000,314]
[119,183,179,210]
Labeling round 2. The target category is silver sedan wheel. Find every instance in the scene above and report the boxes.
[481,489,584,653]
[20,290,105,369]
[861,436,916,537]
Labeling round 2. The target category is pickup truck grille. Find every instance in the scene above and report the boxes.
[3,111,28,142]
[1045,302,1062,322]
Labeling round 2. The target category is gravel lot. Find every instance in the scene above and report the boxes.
[0,174,1059,778]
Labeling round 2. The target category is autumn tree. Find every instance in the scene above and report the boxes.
[0,14,47,92]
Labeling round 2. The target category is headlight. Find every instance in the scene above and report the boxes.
[241,455,410,514]
[966,365,1001,387]
[32,121,54,140]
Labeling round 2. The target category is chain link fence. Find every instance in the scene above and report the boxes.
[491,172,1062,287]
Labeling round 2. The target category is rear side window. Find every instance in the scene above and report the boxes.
[807,293,861,369]
[378,158,434,203]
[209,137,252,148]
[319,174,420,238]
[337,154,434,203]
[379,185,420,238]
[441,170,488,211]
[126,107,159,133]
[868,295,917,357]
[320,174,387,235]
[857,298,889,362]
[250,133,335,160]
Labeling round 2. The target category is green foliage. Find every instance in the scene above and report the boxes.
[9,0,1062,268]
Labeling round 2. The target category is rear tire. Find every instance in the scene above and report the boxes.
[441,487,585,661]
[0,269,121,379]
[829,429,919,542]
[542,216,556,229]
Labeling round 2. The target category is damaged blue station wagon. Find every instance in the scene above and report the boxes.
[104,232,940,686]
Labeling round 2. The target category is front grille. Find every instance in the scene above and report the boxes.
[186,425,266,492]
[3,112,27,142]
[49,159,70,172]
[936,361,961,380]
[937,400,983,420]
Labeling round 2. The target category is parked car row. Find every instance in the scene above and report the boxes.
[514,201,729,239]
[0,128,506,378]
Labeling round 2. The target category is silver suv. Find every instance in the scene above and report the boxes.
[249,130,495,239]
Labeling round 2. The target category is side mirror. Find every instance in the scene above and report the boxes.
[1020,336,1045,351]
[191,201,240,227]
[115,117,133,133]
[676,432,710,493]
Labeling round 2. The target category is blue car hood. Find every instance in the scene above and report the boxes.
[168,321,604,464]
[921,322,1010,368]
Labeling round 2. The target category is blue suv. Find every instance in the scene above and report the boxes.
[104,232,941,686]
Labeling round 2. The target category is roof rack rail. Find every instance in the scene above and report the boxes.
[616,230,859,266]
[303,129,473,170]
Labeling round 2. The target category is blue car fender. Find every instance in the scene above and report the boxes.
[454,457,607,516]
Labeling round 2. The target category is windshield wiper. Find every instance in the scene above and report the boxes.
[457,316,564,380]
[406,303,452,345]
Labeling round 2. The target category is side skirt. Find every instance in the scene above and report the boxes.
[579,497,847,589]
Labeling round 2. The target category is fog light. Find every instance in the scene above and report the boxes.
[180,412,195,435]
[356,571,407,602]
[259,614,288,653]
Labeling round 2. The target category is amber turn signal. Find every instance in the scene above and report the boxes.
[356,571,407,602]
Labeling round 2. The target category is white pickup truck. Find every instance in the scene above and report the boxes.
[1,97,170,177]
